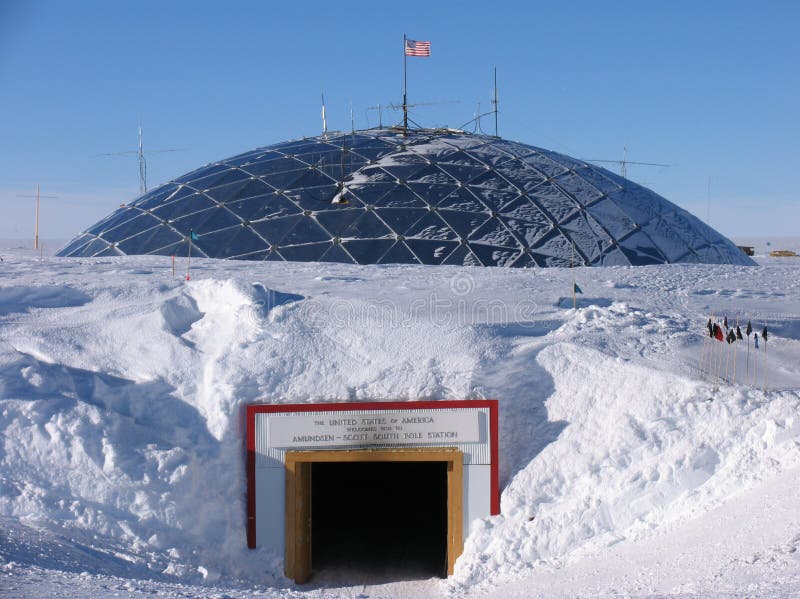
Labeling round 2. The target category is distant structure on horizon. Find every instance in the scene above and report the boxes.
[58,127,754,267]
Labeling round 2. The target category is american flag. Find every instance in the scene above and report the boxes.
[405,39,431,57]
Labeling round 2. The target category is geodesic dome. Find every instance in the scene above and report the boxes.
[58,128,753,267]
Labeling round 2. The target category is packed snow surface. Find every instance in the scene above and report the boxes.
[1,240,799,598]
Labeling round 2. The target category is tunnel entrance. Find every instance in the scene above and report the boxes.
[312,461,447,580]
[284,448,463,583]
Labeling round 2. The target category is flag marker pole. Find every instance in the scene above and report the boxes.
[707,314,716,381]
[172,254,175,277]
[713,327,719,382]
[732,317,738,385]
[706,313,717,383]
[701,315,710,379]
[746,314,750,378]
[705,314,716,382]
[724,335,730,383]
[752,334,758,387]
[706,312,716,383]
[763,320,768,392]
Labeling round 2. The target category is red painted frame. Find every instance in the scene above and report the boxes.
[245,399,499,549]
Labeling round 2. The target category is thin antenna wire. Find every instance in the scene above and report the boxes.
[584,149,671,181]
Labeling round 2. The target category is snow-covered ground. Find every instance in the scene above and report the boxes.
[1,239,799,598]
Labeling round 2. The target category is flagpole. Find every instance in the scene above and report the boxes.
[761,335,767,391]
[763,321,768,392]
[706,315,715,381]
[403,34,408,135]
[732,318,738,385]
[707,314,717,382]
[724,336,730,383]
[746,314,750,377]
[700,312,714,380]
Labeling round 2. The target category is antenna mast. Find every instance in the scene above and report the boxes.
[17,185,58,250]
[621,146,627,179]
[492,67,499,138]
[35,185,39,250]
[94,126,183,198]
[321,94,328,139]
[138,125,147,195]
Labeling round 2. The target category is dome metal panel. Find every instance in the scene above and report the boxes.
[58,128,755,267]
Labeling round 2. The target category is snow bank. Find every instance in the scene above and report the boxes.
[1,247,799,597]
[452,340,800,590]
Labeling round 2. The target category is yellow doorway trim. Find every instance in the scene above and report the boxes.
[284,447,464,583]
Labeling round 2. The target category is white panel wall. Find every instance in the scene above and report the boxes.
[463,464,492,535]
[255,467,285,554]
[253,406,493,550]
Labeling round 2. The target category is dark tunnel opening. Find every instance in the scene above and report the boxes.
[311,461,448,581]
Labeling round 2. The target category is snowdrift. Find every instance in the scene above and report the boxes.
[1,246,799,597]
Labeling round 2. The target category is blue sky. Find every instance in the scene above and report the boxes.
[1,0,798,242]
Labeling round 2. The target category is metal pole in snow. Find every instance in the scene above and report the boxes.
[35,185,40,250]
[186,237,192,281]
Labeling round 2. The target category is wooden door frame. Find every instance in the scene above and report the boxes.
[284,447,464,583]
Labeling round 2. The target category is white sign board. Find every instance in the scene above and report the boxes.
[268,411,480,449]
